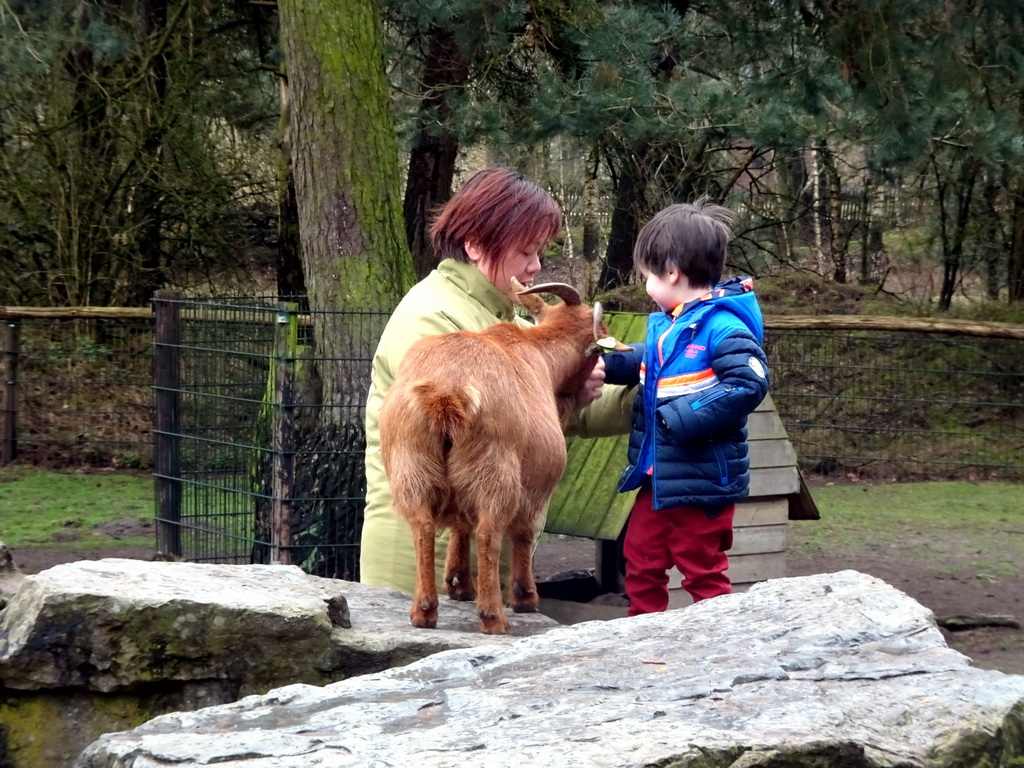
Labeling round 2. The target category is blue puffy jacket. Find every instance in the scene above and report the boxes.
[603,276,770,513]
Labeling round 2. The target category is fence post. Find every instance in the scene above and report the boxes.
[271,303,298,565]
[2,319,19,465]
[154,290,182,556]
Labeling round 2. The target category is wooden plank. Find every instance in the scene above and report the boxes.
[764,314,1024,341]
[730,524,788,556]
[604,310,1024,341]
[734,498,789,527]
[728,551,787,583]
[606,312,648,344]
[545,437,600,533]
[594,489,635,541]
[665,552,787,608]
[747,410,789,440]
[749,438,798,469]
[0,306,153,320]
[749,465,800,496]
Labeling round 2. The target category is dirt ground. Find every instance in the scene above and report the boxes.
[531,532,1024,676]
[7,523,1023,676]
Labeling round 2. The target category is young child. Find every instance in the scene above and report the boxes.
[602,199,769,615]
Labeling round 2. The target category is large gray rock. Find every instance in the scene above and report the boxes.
[0,559,556,768]
[0,540,21,612]
[78,570,1024,767]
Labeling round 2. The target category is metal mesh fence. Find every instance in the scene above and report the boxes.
[764,329,1024,481]
[2,315,153,468]
[5,304,1023,573]
[151,296,390,579]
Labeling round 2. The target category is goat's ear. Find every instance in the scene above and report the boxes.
[591,301,631,352]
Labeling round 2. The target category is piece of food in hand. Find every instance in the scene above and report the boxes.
[595,336,631,352]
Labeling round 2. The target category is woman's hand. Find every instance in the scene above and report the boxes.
[577,356,606,407]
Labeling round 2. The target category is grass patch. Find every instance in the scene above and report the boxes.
[791,481,1024,579]
[0,466,152,549]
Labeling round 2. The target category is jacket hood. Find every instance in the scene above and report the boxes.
[678,276,764,344]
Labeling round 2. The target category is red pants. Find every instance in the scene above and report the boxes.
[623,483,735,616]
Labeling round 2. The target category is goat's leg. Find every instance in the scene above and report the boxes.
[508,521,539,614]
[475,524,510,634]
[444,527,476,602]
[409,513,439,629]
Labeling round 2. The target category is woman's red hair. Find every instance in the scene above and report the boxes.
[430,167,562,264]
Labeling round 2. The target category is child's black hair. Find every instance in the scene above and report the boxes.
[633,198,735,289]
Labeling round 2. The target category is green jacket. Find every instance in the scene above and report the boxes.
[360,259,635,593]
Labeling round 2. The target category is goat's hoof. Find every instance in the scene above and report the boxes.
[479,608,510,635]
[510,581,538,613]
[447,585,476,602]
[410,600,438,629]
[444,574,475,602]
[410,612,437,629]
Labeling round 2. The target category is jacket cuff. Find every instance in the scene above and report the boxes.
[657,399,700,442]
[602,346,642,386]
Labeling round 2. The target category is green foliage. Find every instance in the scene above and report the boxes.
[0,466,152,548]
[3,0,1024,306]
[0,0,280,306]
[382,0,1024,302]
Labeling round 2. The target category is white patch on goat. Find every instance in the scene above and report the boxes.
[465,383,483,413]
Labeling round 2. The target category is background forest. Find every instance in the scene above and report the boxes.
[2,3,1022,676]
[3,0,1024,316]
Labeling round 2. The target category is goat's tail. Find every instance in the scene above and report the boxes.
[411,381,480,442]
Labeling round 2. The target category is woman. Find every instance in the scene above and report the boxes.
[361,167,634,593]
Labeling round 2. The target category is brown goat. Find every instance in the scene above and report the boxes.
[378,280,625,634]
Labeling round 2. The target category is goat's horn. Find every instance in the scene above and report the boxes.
[592,302,604,337]
[516,282,581,306]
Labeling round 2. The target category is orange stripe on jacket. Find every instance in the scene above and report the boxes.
[658,368,716,388]
[637,363,719,399]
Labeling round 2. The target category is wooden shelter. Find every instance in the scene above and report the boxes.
[544,312,817,606]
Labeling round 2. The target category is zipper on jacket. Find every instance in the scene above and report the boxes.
[692,388,729,410]
[713,444,728,486]
[656,316,680,365]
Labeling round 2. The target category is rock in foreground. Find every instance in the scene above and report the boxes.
[79,570,1024,767]
[0,559,556,768]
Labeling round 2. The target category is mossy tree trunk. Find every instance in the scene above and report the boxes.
[276,0,415,576]
[278,0,414,408]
